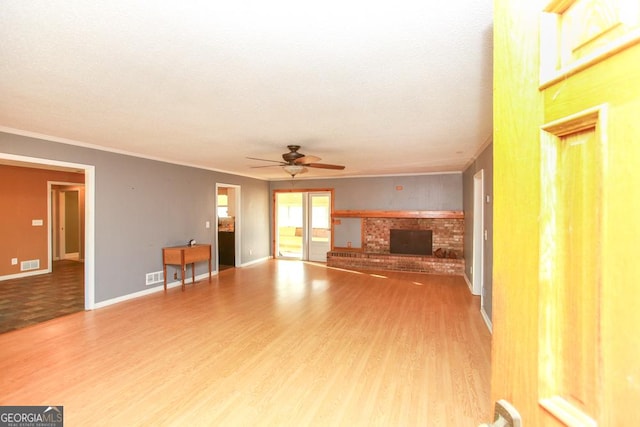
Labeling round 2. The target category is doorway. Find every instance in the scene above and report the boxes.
[472,170,484,299]
[0,152,95,310]
[216,183,240,271]
[51,183,85,262]
[274,190,332,262]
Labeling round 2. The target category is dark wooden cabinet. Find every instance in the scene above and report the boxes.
[218,232,235,266]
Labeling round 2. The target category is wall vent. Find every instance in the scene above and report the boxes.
[20,259,40,271]
[145,271,164,286]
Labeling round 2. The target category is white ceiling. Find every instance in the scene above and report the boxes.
[0,1,493,181]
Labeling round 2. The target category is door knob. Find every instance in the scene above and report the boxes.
[479,399,522,427]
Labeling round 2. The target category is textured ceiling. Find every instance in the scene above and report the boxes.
[0,1,493,181]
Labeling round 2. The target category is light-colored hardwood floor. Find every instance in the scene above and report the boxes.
[0,260,491,426]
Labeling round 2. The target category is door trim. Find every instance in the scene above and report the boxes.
[215,183,241,269]
[272,188,335,260]
[49,182,85,264]
[473,170,485,298]
[1,152,95,310]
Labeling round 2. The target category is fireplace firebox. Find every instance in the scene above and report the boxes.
[389,229,433,256]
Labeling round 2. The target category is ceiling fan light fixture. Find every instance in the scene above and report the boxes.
[283,164,304,177]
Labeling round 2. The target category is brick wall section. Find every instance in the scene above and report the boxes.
[364,217,464,257]
[328,216,465,275]
[327,251,464,275]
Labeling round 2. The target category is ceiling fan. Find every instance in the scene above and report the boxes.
[247,145,345,177]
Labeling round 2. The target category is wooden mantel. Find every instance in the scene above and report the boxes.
[332,210,464,219]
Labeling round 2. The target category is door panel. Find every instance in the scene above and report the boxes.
[64,190,80,255]
[308,193,331,262]
[493,0,640,425]
[539,113,601,422]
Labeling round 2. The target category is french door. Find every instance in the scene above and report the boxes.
[275,191,332,262]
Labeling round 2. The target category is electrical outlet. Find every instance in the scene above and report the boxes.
[11,258,18,265]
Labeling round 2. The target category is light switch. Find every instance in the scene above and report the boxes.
[11,258,18,265]
[205,221,210,229]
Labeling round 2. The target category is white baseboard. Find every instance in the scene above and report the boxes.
[93,272,216,309]
[93,259,268,310]
[464,273,492,333]
[0,268,49,282]
[463,273,473,293]
[239,256,270,267]
[481,306,493,333]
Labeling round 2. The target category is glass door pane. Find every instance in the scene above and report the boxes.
[276,192,303,259]
[308,193,331,262]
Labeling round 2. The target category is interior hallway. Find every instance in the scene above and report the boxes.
[0,260,490,425]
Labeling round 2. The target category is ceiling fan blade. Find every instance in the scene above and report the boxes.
[304,163,345,170]
[248,147,344,173]
[246,156,286,164]
[250,164,283,169]
[294,155,321,164]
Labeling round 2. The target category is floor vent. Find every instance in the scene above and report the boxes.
[20,259,40,271]
[146,271,164,286]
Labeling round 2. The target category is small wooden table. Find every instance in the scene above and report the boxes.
[162,244,212,291]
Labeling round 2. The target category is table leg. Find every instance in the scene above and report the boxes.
[181,264,186,291]
[163,264,167,291]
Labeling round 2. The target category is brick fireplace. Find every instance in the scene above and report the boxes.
[327,210,464,275]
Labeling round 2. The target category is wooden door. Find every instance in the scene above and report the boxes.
[63,190,80,257]
[492,0,640,425]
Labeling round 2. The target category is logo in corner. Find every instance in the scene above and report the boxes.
[0,405,64,426]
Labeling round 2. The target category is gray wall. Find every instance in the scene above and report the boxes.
[462,142,493,321]
[1,132,270,303]
[270,173,462,210]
